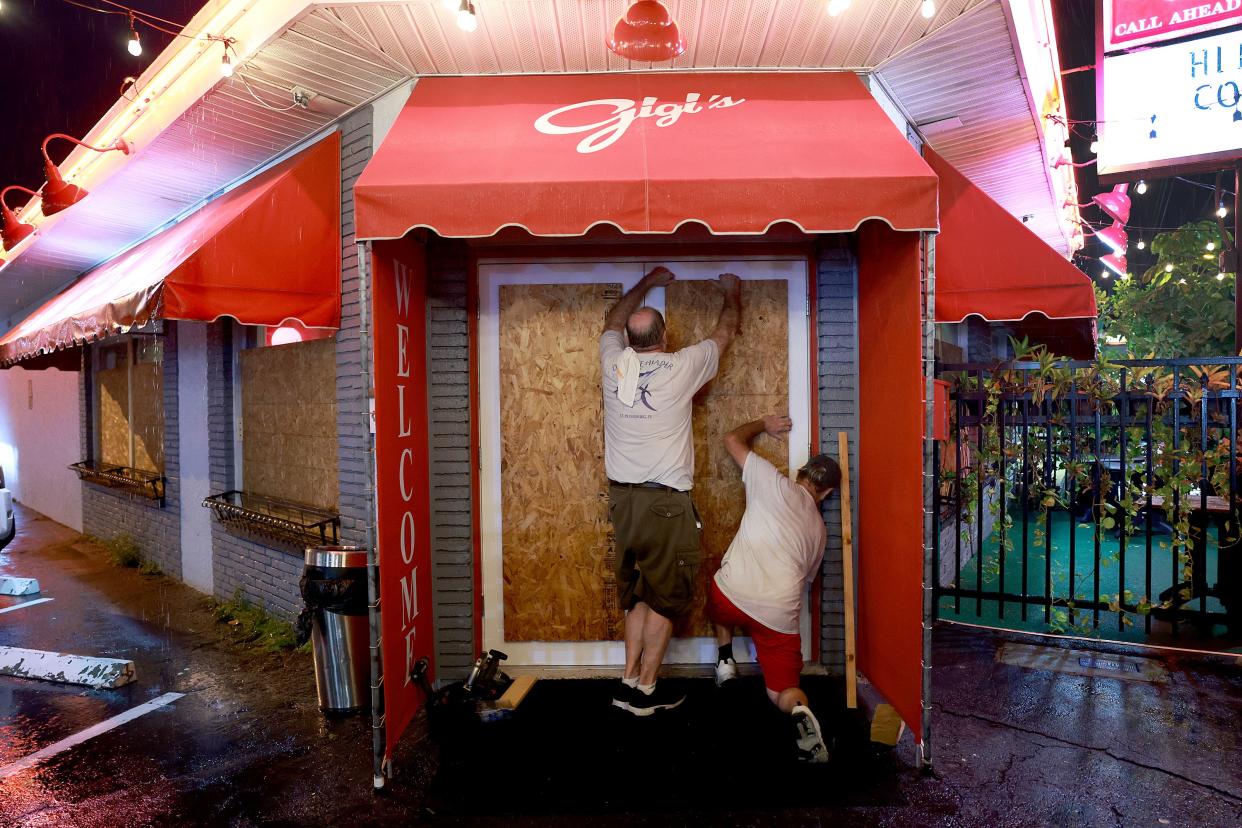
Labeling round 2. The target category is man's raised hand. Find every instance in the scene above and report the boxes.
[717,272,741,294]
[642,266,676,289]
[763,414,793,436]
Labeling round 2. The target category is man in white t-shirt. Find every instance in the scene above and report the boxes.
[601,265,741,716]
[708,414,840,763]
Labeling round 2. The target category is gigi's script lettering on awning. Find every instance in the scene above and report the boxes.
[392,257,422,687]
[534,93,746,154]
[1190,42,1242,112]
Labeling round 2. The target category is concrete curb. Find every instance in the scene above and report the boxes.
[0,646,136,688]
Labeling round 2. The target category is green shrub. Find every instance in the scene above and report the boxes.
[212,590,300,652]
[102,534,141,568]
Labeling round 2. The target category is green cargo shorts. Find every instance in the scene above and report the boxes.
[608,483,702,618]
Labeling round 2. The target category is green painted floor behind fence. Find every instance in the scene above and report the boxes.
[937,507,1241,651]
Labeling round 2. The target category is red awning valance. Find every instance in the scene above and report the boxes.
[355,72,938,240]
[928,147,1097,356]
[0,133,341,364]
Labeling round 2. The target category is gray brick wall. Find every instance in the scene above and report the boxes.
[80,322,182,579]
[426,236,475,680]
[337,107,374,549]
[816,241,859,674]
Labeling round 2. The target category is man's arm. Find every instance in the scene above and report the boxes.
[603,266,675,334]
[723,414,793,470]
[708,273,742,352]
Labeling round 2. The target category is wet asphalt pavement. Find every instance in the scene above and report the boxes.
[1,501,1241,827]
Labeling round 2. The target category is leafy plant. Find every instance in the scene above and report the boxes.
[212,590,303,652]
[1097,220,1235,358]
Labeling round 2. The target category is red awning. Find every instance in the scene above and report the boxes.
[928,148,1097,356]
[0,134,341,365]
[355,72,938,239]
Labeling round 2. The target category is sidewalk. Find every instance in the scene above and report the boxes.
[2,502,1240,826]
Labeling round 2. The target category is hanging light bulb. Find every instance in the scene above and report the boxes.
[921,0,936,17]
[1137,239,1146,250]
[221,51,233,77]
[1207,241,1217,251]
[1089,138,1100,154]
[828,0,851,17]
[1218,272,1228,281]
[1218,202,1229,218]
[1165,263,1174,273]
[1100,270,1110,279]
[127,15,142,57]
[457,0,478,32]
[1136,180,1148,195]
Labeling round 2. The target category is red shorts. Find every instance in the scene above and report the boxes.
[707,579,803,694]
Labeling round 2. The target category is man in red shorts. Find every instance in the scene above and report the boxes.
[707,414,840,763]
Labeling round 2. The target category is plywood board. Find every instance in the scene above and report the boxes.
[97,366,130,468]
[241,337,339,510]
[499,283,619,641]
[665,279,789,636]
[130,361,164,473]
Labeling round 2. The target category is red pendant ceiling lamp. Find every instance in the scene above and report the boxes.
[1093,183,1131,225]
[607,1,686,62]
[1,186,39,252]
[40,133,133,216]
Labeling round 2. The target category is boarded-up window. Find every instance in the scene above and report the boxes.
[239,337,339,510]
[94,336,164,473]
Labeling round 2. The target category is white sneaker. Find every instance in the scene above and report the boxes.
[792,704,830,764]
[714,657,738,686]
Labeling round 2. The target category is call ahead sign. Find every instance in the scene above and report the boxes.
[1104,0,1242,52]
[1098,26,1242,178]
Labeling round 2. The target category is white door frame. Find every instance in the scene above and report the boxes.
[477,256,811,667]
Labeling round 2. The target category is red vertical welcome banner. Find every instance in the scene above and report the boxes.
[371,237,434,760]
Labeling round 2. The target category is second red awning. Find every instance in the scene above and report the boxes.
[928,147,1097,357]
[356,72,938,239]
[0,133,341,365]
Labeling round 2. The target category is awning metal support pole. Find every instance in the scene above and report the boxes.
[919,230,937,772]
[358,239,387,790]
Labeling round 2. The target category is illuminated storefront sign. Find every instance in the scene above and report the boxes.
[1098,26,1242,177]
[1104,0,1242,52]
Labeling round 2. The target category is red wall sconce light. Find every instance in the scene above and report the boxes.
[1,186,39,252]
[607,1,686,62]
[1100,251,1128,277]
[40,133,133,216]
[1096,221,1128,254]
[1093,183,1131,226]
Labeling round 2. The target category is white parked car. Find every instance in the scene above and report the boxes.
[0,465,14,550]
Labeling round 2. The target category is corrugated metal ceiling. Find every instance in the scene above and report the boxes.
[0,12,408,323]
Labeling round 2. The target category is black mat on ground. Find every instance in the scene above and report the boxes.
[424,676,906,817]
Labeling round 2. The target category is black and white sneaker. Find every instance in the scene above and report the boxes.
[611,682,636,712]
[627,683,685,716]
[715,657,739,686]
[792,704,830,764]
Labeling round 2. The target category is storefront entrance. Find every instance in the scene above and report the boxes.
[477,256,812,667]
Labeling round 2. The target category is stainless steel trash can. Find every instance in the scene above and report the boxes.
[302,546,370,713]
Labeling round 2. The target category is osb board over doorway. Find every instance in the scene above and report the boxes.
[666,279,789,636]
[499,283,620,641]
[498,279,789,641]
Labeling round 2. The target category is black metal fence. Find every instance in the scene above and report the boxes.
[934,355,1242,644]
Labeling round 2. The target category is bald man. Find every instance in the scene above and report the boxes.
[600,265,741,716]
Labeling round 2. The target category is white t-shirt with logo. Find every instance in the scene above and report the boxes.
[714,452,827,634]
[600,330,719,491]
